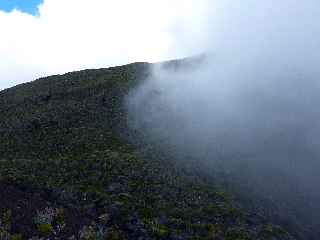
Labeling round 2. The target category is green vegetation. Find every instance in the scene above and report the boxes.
[0,62,293,239]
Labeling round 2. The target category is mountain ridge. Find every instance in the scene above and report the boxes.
[0,61,295,239]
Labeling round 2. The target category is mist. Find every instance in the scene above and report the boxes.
[126,1,320,239]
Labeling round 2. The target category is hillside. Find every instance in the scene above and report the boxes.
[0,61,294,239]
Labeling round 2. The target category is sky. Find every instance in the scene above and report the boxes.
[0,0,210,90]
[1,0,319,91]
[0,0,42,15]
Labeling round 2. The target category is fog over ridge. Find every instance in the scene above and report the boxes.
[126,1,320,239]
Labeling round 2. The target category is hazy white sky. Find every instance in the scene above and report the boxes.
[1,0,320,90]
[0,0,210,90]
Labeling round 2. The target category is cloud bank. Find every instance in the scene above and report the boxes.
[0,0,209,90]
[127,1,320,238]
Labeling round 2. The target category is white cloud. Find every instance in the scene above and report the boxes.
[0,0,210,89]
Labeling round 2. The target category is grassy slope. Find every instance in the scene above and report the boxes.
[0,62,293,239]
